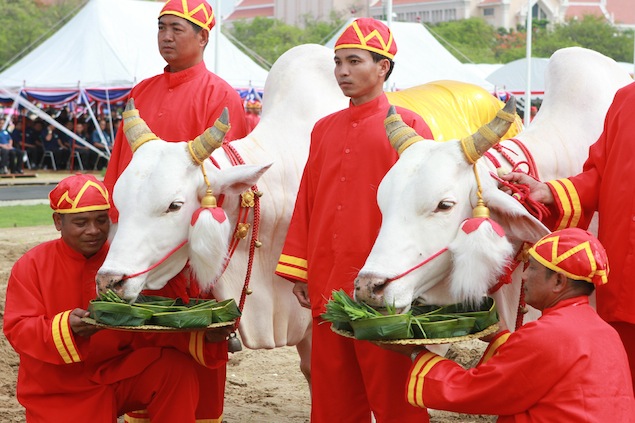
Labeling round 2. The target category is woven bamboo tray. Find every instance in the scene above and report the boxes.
[81,317,235,333]
[331,322,499,345]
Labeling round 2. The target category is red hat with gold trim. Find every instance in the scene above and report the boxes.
[49,174,110,214]
[334,18,397,60]
[159,0,215,31]
[528,228,609,286]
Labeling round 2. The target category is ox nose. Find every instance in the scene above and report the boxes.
[354,274,388,306]
[95,273,125,297]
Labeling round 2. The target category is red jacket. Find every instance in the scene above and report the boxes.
[544,81,635,324]
[408,297,635,422]
[104,61,247,222]
[275,93,433,317]
[3,239,226,421]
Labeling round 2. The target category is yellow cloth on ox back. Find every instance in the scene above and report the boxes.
[386,80,523,142]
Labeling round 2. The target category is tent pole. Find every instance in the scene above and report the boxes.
[214,0,220,75]
[0,88,105,159]
[105,87,115,147]
[385,0,393,91]
[82,90,110,157]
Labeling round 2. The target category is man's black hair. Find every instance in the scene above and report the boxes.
[545,267,595,294]
[370,51,395,81]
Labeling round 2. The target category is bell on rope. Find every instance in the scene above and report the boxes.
[227,332,243,352]
[245,288,253,295]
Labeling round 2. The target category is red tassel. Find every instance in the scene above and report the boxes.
[191,207,226,226]
[461,217,505,237]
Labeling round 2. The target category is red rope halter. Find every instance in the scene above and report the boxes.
[121,240,188,280]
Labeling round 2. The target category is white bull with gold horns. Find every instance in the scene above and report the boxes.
[94,42,525,382]
[355,47,632,329]
[354,47,633,328]
[96,44,349,380]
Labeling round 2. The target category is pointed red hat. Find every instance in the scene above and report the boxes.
[528,228,609,286]
[159,0,215,31]
[335,18,397,60]
[49,174,110,214]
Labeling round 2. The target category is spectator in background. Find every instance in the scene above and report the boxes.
[90,118,112,170]
[11,116,41,169]
[0,117,24,174]
[41,122,70,170]
[69,121,91,170]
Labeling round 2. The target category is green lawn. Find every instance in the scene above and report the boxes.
[0,204,53,228]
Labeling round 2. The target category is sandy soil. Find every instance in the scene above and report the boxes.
[0,226,495,423]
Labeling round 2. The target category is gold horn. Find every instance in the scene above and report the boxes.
[385,106,425,155]
[122,99,159,153]
[188,108,230,165]
[460,96,517,164]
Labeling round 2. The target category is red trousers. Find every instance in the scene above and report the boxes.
[311,317,430,423]
[610,322,635,395]
[124,363,226,423]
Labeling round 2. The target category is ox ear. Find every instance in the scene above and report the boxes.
[483,187,550,244]
[212,162,273,196]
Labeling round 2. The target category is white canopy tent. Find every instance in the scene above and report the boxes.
[486,57,550,96]
[0,0,269,162]
[0,0,268,91]
[325,19,493,91]
[462,63,503,79]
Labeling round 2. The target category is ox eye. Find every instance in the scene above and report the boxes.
[167,201,184,213]
[435,200,455,212]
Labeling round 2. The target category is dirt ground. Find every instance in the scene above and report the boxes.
[0,226,495,423]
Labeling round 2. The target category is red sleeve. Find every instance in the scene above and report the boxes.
[131,331,228,370]
[406,327,569,415]
[274,117,324,284]
[4,267,90,365]
[275,164,310,284]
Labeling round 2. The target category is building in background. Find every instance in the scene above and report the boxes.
[226,0,634,30]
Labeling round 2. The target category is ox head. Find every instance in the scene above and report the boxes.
[354,98,549,311]
[97,99,271,300]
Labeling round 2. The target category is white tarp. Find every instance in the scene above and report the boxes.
[486,57,550,96]
[325,19,493,91]
[462,63,503,79]
[0,0,268,90]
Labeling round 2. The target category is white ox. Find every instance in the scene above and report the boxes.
[354,47,633,327]
[96,44,348,377]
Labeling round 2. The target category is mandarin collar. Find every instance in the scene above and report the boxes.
[348,94,389,121]
[57,237,109,264]
[543,296,589,315]
[163,61,208,89]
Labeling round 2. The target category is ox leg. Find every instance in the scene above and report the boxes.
[295,323,313,391]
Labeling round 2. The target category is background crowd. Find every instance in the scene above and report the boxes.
[3,108,117,173]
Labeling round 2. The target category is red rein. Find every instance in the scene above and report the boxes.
[121,240,188,280]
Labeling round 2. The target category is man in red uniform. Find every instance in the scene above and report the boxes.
[501,81,635,392]
[275,18,434,423]
[3,174,229,422]
[104,0,247,222]
[398,228,634,421]
[102,1,247,420]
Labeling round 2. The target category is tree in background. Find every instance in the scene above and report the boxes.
[533,15,633,63]
[428,15,633,65]
[427,18,498,63]
[0,0,86,72]
[227,13,344,68]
